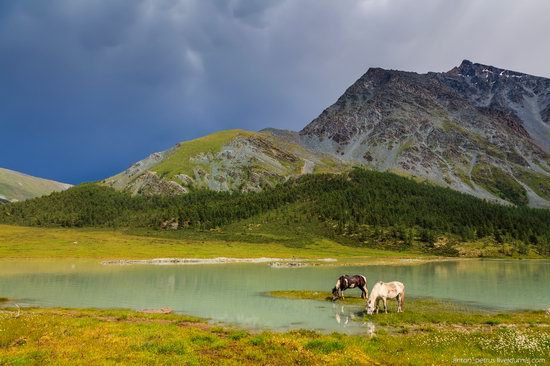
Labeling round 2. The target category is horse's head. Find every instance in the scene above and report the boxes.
[366,297,376,315]
[331,287,339,301]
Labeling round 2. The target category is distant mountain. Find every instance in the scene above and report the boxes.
[105,60,550,208]
[0,168,72,202]
[300,60,550,207]
[104,129,344,195]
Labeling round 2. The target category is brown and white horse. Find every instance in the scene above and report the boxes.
[332,275,368,301]
[366,281,405,314]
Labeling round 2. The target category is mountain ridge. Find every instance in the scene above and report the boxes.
[0,167,72,202]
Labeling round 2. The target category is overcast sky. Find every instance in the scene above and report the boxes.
[1,0,549,183]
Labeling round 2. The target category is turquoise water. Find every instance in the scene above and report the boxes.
[0,259,548,333]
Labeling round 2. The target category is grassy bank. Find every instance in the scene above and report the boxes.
[0,307,372,365]
[267,292,550,364]
[0,225,427,262]
[1,302,548,365]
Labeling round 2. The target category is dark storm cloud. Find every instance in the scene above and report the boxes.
[1,0,549,183]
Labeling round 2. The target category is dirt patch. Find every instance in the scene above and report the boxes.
[178,321,213,331]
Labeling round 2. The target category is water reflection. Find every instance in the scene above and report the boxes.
[331,303,376,336]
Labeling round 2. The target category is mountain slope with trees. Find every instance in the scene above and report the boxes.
[2,169,549,257]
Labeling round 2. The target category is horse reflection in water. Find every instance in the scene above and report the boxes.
[332,303,375,336]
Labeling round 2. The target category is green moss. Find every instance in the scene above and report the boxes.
[471,163,528,205]
[537,162,550,174]
[440,123,506,160]
[514,167,550,200]
[454,169,475,189]
[304,339,345,354]
[397,138,414,156]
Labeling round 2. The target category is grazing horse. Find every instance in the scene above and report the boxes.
[366,281,405,314]
[332,275,368,301]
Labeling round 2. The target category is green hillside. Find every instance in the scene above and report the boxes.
[0,168,71,202]
[104,129,344,195]
[1,169,549,256]
[153,129,256,178]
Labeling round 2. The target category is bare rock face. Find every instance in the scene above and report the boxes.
[104,151,168,191]
[300,60,550,207]
[123,171,188,196]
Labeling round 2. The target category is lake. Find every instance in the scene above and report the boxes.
[0,259,548,334]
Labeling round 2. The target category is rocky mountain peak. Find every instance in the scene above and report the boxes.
[447,59,527,81]
[299,61,550,208]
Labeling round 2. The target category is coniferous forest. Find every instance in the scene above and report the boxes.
[1,169,549,256]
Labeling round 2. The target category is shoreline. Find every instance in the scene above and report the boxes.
[99,256,456,267]
[100,257,338,266]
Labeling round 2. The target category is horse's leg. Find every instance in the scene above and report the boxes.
[396,295,401,313]
[361,285,367,299]
[383,297,387,313]
[375,298,379,314]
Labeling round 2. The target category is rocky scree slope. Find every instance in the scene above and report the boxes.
[300,60,550,207]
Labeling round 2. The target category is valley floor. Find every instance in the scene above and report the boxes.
[0,225,433,266]
[0,297,548,365]
[1,225,549,364]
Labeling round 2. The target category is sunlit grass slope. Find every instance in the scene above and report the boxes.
[0,225,415,260]
[0,168,70,202]
[153,129,255,178]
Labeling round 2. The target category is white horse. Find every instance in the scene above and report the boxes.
[366,281,405,314]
